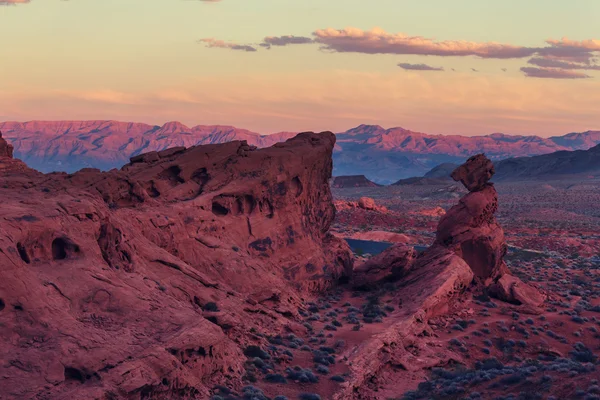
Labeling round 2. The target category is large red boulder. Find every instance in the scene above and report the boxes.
[0,132,353,399]
[489,274,546,308]
[352,244,416,288]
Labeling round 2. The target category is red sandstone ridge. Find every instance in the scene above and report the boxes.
[0,132,353,399]
[0,130,14,158]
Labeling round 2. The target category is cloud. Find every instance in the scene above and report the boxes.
[312,27,538,59]
[198,38,256,52]
[261,35,313,49]
[528,57,600,70]
[199,26,600,80]
[520,67,591,79]
[546,38,600,51]
[398,62,443,71]
[0,0,30,5]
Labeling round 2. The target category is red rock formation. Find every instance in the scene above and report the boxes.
[352,244,416,288]
[435,154,508,283]
[434,154,544,305]
[337,247,474,399]
[0,132,352,399]
[489,274,546,308]
[334,197,388,213]
[0,130,14,158]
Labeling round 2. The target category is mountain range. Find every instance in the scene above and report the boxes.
[1,120,599,183]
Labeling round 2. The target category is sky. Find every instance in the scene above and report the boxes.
[1,0,599,136]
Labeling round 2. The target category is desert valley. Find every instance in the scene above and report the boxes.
[1,124,599,400]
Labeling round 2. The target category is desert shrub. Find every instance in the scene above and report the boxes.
[330,375,345,382]
[313,350,335,366]
[286,367,318,383]
[316,364,329,374]
[570,342,598,363]
[264,373,287,383]
[299,394,321,400]
[203,302,219,312]
[244,346,270,360]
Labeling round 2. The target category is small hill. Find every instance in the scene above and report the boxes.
[332,175,381,188]
[393,163,456,185]
[495,143,600,180]
[423,163,459,178]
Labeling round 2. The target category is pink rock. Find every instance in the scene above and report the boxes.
[489,274,546,308]
[358,197,377,210]
[353,244,416,288]
[0,131,14,158]
[436,184,507,283]
[0,131,353,398]
[451,154,495,192]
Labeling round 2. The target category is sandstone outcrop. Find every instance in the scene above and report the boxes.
[0,132,353,399]
[435,154,508,283]
[352,244,416,288]
[0,130,14,158]
[337,247,474,399]
[334,197,388,213]
[434,154,544,304]
[489,274,546,308]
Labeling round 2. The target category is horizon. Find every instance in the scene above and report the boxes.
[2,0,600,136]
[1,118,599,138]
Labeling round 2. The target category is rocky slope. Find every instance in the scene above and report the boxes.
[494,143,600,180]
[2,121,599,182]
[0,131,353,399]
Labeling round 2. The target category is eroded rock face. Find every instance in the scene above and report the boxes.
[435,154,507,283]
[489,274,546,308]
[0,132,352,399]
[450,154,495,192]
[0,131,14,158]
[353,244,416,288]
[337,246,474,399]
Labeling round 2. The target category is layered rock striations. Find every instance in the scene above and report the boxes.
[0,132,353,399]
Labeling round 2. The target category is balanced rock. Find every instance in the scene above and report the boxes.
[434,154,543,307]
[435,154,507,283]
[451,154,495,192]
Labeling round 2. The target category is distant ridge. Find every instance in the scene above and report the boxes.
[495,143,600,180]
[1,120,599,181]
[332,175,381,188]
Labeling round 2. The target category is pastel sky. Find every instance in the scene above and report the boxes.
[1,0,599,136]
